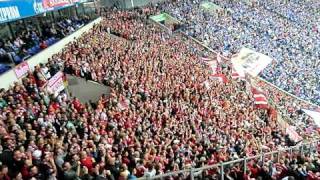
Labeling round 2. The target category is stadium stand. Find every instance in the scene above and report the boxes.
[0,0,319,180]
[162,0,320,106]
[0,17,91,66]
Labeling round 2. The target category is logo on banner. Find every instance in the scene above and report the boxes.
[0,6,20,22]
[33,0,45,14]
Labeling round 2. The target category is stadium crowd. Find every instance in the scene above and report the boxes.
[0,5,319,180]
[161,0,320,106]
[0,16,91,67]
[257,0,319,29]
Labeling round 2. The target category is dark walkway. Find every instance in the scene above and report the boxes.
[66,75,110,103]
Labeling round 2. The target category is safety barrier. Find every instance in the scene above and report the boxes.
[138,140,320,180]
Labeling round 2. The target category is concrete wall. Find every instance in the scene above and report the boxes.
[0,17,103,90]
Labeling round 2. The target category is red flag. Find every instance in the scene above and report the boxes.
[251,87,268,109]
[210,74,228,83]
[231,66,245,79]
[201,57,213,63]
[231,68,241,79]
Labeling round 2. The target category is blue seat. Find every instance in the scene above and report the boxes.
[45,40,51,46]
[0,64,11,74]
[32,46,38,53]
[47,40,53,46]
[51,37,59,44]
[34,45,41,53]
[13,55,23,64]
[27,48,34,55]
[50,38,56,45]
[53,37,59,43]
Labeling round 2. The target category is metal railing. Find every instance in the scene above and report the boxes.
[138,140,320,180]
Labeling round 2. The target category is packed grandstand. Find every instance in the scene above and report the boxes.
[0,0,319,180]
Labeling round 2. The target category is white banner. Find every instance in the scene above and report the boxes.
[14,61,30,79]
[302,109,320,127]
[47,72,65,96]
[231,48,272,77]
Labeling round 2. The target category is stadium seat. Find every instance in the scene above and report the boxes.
[34,45,41,53]
[31,47,38,54]
[0,64,11,74]
[13,55,23,64]
[45,39,52,46]
[27,48,35,55]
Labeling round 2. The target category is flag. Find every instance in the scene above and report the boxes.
[201,57,222,75]
[201,57,213,63]
[210,74,228,83]
[251,87,268,108]
[302,109,320,127]
[231,65,245,79]
[231,67,244,79]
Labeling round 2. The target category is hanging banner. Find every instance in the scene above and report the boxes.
[46,71,65,96]
[14,61,30,79]
[0,0,85,23]
[0,0,36,23]
[231,48,272,77]
[42,0,72,10]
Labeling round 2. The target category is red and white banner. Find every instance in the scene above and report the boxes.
[46,72,65,96]
[201,57,212,62]
[14,61,30,79]
[231,67,245,79]
[210,73,228,83]
[251,87,268,108]
[42,0,71,9]
[201,56,221,75]
[286,126,303,143]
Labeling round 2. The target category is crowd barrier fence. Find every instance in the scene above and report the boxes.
[138,140,320,180]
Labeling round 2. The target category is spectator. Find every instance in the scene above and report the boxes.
[0,5,319,180]
[63,161,81,180]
